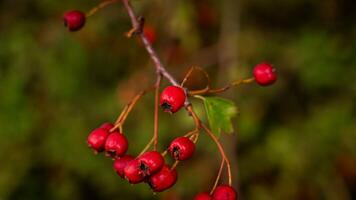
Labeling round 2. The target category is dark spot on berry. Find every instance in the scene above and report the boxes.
[139,162,150,176]
[172,146,180,159]
[107,150,116,157]
[161,102,172,112]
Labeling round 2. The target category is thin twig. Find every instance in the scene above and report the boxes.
[86,0,119,17]
[153,75,162,150]
[201,123,232,186]
[171,160,179,170]
[210,158,225,195]
[110,85,156,132]
[189,77,255,95]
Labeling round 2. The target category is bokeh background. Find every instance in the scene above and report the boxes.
[0,0,355,199]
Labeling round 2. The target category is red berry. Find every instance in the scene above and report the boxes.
[87,128,109,152]
[144,25,156,45]
[113,155,134,178]
[212,185,237,200]
[100,122,114,131]
[124,159,145,184]
[160,86,186,113]
[148,165,177,192]
[63,10,86,32]
[194,192,212,200]
[253,62,277,86]
[168,137,195,161]
[137,151,165,176]
[104,132,128,157]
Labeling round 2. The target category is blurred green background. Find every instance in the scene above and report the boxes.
[0,0,355,199]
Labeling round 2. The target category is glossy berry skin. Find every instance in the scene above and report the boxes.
[87,128,109,152]
[113,155,134,178]
[148,165,177,192]
[194,192,212,200]
[100,122,114,131]
[160,86,186,113]
[253,62,277,86]
[168,137,195,161]
[124,159,145,184]
[137,151,165,176]
[63,10,86,32]
[212,185,237,200]
[105,132,128,157]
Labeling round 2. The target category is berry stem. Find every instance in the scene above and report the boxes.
[186,105,232,186]
[86,0,119,17]
[138,75,162,155]
[171,160,179,170]
[153,75,162,151]
[189,77,255,95]
[190,132,200,143]
[210,158,225,195]
[111,87,154,132]
[180,66,211,88]
[201,123,232,186]
[184,129,199,138]
[139,138,154,156]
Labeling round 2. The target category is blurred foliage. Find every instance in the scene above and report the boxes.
[0,0,355,199]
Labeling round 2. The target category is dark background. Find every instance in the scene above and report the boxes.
[0,0,355,199]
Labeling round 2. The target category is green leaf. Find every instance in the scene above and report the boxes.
[198,96,238,137]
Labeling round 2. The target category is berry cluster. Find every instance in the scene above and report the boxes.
[64,1,277,199]
[87,87,197,192]
[87,86,195,192]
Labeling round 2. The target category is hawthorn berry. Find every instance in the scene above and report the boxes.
[113,155,134,178]
[144,25,156,45]
[148,165,177,192]
[100,122,114,131]
[168,137,195,161]
[105,132,128,157]
[212,185,237,200]
[194,192,212,200]
[137,151,165,176]
[63,10,86,32]
[124,159,145,184]
[160,86,186,113]
[87,127,109,152]
[253,62,277,86]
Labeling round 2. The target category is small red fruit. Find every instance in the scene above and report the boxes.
[87,128,109,152]
[113,155,134,178]
[168,137,195,161]
[148,165,177,192]
[144,25,156,45]
[253,62,277,86]
[63,10,86,32]
[137,151,165,176]
[194,192,212,200]
[124,159,145,184]
[212,185,237,200]
[160,86,186,113]
[100,122,114,131]
[105,132,128,157]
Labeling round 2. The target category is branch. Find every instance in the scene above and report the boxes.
[121,0,233,187]
[121,0,179,87]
